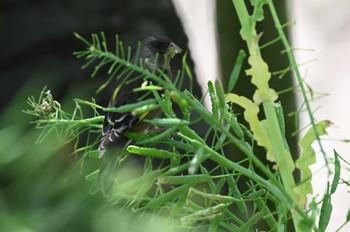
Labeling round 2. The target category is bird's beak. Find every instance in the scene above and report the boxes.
[167,42,183,58]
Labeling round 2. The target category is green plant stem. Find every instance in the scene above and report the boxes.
[266,0,329,171]
[231,1,305,230]
[262,101,295,192]
[37,116,104,126]
[181,94,309,224]
[262,101,302,230]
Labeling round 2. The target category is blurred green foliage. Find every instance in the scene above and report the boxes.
[0,0,189,231]
[0,79,160,232]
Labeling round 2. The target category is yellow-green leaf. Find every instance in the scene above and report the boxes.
[225,93,275,162]
[245,42,277,104]
[294,120,331,205]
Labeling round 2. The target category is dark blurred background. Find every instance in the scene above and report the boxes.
[0,0,295,231]
[0,0,190,231]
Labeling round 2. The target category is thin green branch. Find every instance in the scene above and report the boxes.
[266,0,330,172]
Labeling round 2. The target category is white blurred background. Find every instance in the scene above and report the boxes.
[290,0,350,231]
[173,0,350,231]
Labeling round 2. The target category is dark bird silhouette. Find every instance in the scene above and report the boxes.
[93,36,182,197]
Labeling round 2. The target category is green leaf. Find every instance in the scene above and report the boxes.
[180,204,227,226]
[238,211,264,231]
[208,214,224,232]
[227,50,246,93]
[142,185,189,210]
[208,81,219,120]
[158,175,210,186]
[318,150,341,231]
[331,150,341,194]
[131,103,159,116]
[143,118,189,127]
[127,145,175,159]
[214,80,226,113]
[227,176,248,216]
[86,150,100,158]
[104,99,157,113]
[188,146,206,175]
[225,93,275,162]
[245,51,278,104]
[138,126,178,144]
[318,191,332,232]
[250,0,268,22]
[295,120,331,205]
[305,198,319,231]
[85,170,100,182]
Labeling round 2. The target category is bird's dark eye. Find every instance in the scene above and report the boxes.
[153,41,168,52]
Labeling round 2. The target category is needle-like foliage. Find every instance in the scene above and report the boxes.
[24,1,350,231]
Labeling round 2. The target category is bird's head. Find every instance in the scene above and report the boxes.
[140,36,182,72]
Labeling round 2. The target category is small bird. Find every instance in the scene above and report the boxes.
[94,36,182,196]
